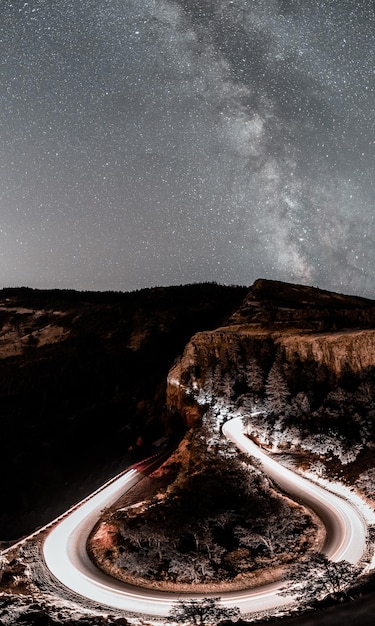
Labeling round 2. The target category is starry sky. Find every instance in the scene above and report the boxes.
[1,0,374,295]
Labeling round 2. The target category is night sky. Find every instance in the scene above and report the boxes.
[1,0,374,295]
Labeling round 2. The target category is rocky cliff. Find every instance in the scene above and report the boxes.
[166,280,375,465]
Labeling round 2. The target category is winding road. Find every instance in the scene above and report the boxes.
[43,417,368,617]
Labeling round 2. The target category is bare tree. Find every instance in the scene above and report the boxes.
[168,597,240,626]
[281,554,360,604]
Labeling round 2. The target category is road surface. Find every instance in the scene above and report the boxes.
[43,417,367,617]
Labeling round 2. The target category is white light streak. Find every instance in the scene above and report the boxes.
[42,417,369,617]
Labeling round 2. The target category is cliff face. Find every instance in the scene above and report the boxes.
[167,327,375,427]
[166,280,375,458]
[167,329,271,427]
[279,330,375,375]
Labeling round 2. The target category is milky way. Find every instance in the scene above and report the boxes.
[1,0,374,295]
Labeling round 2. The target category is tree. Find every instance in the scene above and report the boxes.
[281,554,360,604]
[245,358,264,395]
[265,362,290,415]
[168,597,240,626]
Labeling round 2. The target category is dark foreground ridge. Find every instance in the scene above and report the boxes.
[0,282,247,541]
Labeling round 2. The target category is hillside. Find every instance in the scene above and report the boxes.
[0,283,248,541]
[88,423,320,591]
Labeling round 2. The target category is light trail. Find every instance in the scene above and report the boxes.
[42,417,368,617]
[222,418,366,565]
